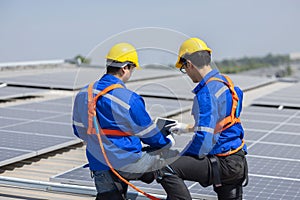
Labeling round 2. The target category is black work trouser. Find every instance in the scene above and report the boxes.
[159,150,247,200]
[94,170,155,200]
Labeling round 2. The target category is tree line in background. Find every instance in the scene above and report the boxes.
[215,53,291,75]
[73,53,293,77]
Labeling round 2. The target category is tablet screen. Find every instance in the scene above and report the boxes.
[155,117,177,136]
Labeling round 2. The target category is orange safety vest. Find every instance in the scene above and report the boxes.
[206,74,245,156]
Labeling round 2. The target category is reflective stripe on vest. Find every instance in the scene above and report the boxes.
[206,74,244,156]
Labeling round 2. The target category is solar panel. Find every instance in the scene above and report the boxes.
[0,130,74,151]
[0,66,180,90]
[0,96,80,167]
[0,85,47,101]
[0,91,192,167]
[252,82,300,108]
[143,97,191,119]
[127,74,275,100]
[229,74,276,91]
[51,106,300,199]
[127,76,196,100]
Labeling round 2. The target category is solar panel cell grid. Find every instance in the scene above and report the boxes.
[0,86,47,100]
[252,82,300,108]
[0,148,29,162]
[0,107,55,120]
[0,131,73,151]
[51,106,300,199]
[0,96,80,167]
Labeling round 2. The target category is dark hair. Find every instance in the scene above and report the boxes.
[106,59,133,75]
[106,66,121,75]
[183,50,211,68]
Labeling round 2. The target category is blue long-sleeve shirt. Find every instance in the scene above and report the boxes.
[183,69,247,157]
[72,74,171,171]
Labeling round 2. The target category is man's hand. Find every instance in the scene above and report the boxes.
[166,122,191,135]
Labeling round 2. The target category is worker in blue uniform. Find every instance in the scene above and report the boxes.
[157,38,248,200]
[72,42,175,200]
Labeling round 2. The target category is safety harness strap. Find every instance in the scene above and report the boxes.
[101,129,132,137]
[87,82,123,134]
[206,75,245,157]
[205,75,246,189]
[86,81,161,200]
[208,156,222,187]
[216,139,245,157]
[206,75,240,134]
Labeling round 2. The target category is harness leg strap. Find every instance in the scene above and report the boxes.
[208,156,222,187]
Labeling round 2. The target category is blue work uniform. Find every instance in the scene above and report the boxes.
[184,69,247,157]
[72,74,171,171]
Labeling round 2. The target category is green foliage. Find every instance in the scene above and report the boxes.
[74,55,91,64]
[286,65,292,76]
[216,53,290,74]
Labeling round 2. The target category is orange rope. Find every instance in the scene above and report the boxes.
[93,117,161,200]
[87,82,161,199]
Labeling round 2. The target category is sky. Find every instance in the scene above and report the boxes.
[0,0,300,66]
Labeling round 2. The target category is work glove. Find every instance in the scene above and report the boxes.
[166,134,175,147]
[167,122,191,135]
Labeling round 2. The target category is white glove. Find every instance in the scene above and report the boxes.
[167,122,190,135]
[166,134,175,147]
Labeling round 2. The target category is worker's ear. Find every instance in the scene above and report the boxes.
[186,60,193,69]
[116,67,125,77]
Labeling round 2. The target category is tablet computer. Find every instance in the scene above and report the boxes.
[155,117,178,136]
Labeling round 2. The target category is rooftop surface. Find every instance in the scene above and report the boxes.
[0,63,299,200]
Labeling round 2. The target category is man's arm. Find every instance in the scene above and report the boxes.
[128,94,174,148]
[72,93,88,141]
[183,91,218,156]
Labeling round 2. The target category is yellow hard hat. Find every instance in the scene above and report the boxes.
[106,43,140,68]
[175,38,212,68]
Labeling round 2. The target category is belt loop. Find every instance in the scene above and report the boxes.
[208,156,222,187]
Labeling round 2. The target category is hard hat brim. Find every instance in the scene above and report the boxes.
[107,61,130,68]
[107,60,140,69]
[175,58,181,68]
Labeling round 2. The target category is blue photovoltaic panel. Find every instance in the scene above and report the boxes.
[9,100,73,113]
[1,66,274,93]
[43,114,72,124]
[127,74,275,100]
[2,121,73,138]
[229,74,276,91]
[0,86,47,100]
[243,176,300,200]
[51,106,300,199]
[252,82,300,108]
[0,107,56,120]
[247,156,300,179]
[0,94,192,167]
[0,96,80,167]
[0,130,74,151]
[143,97,192,119]
[0,148,30,163]
[0,67,180,90]
[0,118,26,127]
